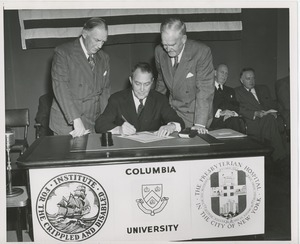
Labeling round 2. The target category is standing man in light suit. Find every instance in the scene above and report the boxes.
[155,17,215,133]
[50,17,110,137]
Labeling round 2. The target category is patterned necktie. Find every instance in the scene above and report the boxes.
[88,55,95,71]
[218,84,222,91]
[172,56,179,75]
[137,99,144,116]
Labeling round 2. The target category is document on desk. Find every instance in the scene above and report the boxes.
[208,128,247,139]
[119,131,174,143]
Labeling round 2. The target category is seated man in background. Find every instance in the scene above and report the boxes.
[210,64,242,132]
[235,68,287,162]
[95,62,185,137]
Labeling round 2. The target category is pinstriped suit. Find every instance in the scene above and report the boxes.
[49,38,110,135]
[155,39,215,128]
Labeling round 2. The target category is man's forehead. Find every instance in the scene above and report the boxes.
[90,27,108,37]
[243,71,255,77]
[218,65,228,72]
[133,70,153,81]
[162,29,181,41]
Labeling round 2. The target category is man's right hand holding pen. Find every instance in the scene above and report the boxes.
[109,115,137,135]
[119,122,136,135]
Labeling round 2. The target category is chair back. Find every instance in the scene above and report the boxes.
[6,108,30,139]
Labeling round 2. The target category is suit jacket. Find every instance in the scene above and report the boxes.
[35,93,53,136]
[95,88,185,133]
[212,85,239,115]
[49,38,110,135]
[235,85,277,121]
[155,39,215,128]
[210,85,240,130]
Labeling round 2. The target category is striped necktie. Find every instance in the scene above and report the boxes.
[137,99,144,116]
[88,55,95,70]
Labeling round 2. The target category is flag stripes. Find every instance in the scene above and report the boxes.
[18,9,242,49]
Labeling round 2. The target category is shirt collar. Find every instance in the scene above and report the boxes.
[132,90,147,108]
[172,43,185,64]
[215,81,223,89]
[244,86,255,92]
[177,43,185,62]
[80,36,89,59]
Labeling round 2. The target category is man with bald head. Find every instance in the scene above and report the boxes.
[210,64,241,132]
[155,17,215,134]
[50,17,110,137]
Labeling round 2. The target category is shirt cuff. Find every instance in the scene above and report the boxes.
[167,122,181,132]
[194,123,206,128]
[215,109,222,118]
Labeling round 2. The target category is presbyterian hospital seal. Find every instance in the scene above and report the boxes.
[36,172,109,241]
[194,160,263,230]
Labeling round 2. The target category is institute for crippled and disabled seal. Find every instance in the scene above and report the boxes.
[36,172,109,242]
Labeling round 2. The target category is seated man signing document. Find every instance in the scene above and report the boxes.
[95,62,185,137]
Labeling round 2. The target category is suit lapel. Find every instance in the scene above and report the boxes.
[241,87,261,108]
[160,51,175,90]
[173,41,193,89]
[121,89,139,124]
[71,38,95,90]
[255,86,263,104]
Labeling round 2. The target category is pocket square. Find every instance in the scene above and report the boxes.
[186,72,194,78]
[103,70,107,76]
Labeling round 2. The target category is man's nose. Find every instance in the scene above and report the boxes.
[140,84,144,92]
[98,42,104,49]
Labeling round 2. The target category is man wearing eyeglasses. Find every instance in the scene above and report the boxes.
[95,62,185,137]
[155,17,215,134]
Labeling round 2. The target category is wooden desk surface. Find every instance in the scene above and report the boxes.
[17,133,271,169]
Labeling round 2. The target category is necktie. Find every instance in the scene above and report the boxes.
[218,84,222,91]
[172,56,179,75]
[137,99,144,116]
[249,88,260,103]
[88,55,95,71]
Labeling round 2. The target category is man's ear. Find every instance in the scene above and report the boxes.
[129,76,133,85]
[82,29,87,39]
[182,35,187,44]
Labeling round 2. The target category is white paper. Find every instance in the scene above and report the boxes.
[119,131,174,143]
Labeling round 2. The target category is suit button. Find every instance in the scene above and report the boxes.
[79,84,83,87]
[186,91,189,93]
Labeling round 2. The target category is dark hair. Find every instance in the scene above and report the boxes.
[83,17,108,31]
[131,62,153,77]
[240,67,255,78]
[160,17,186,35]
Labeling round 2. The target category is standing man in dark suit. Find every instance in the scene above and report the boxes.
[210,64,241,132]
[95,62,185,137]
[50,17,110,137]
[155,17,215,134]
[235,68,286,161]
